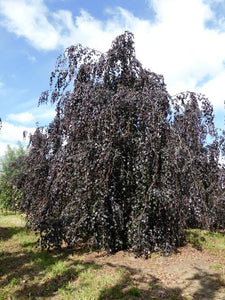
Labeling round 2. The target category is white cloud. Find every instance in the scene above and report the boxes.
[51,9,122,52]
[0,0,59,50]
[0,122,35,142]
[196,70,225,109]
[0,142,22,157]
[0,121,35,156]
[0,0,225,110]
[7,112,35,124]
[0,107,56,155]
[0,142,10,157]
[36,109,56,120]
[133,0,225,109]
[0,81,3,88]
[7,107,56,125]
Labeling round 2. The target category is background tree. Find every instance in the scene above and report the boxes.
[0,143,27,211]
[18,32,225,256]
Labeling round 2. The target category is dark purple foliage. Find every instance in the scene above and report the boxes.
[17,32,225,256]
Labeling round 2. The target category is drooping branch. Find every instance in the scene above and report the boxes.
[17,31,224,256]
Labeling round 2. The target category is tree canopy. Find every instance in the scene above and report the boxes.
[0,143,27,211]
[16,32,225,256]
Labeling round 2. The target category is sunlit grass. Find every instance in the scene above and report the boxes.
[58,268,135,300]
[184,229,225,252]
[0,212,25,228]
[2,213,225,299]
[0,212,141,299]
[213,264,222,270]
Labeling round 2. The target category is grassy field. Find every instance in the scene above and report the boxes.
[0,213,141,299]
[1,213,225,299]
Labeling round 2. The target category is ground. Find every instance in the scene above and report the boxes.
[0,212,225,299]
[84,246,225,299]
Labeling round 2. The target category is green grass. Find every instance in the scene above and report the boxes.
[213,264,222,270]
[58,269,133,300]
[0,212,142,299]
[2,213,225,299]
[0,212,25,227]
[184,229,225,252]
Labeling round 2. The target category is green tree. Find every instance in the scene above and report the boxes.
[0,143,27,211]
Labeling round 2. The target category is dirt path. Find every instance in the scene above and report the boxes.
[84,246,225,299]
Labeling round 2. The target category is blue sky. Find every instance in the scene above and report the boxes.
[0,0,224,156]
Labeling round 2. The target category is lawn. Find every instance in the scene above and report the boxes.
[0,212,140,299]
[1,213,225,299]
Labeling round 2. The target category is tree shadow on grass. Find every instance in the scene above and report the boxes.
[98,262,225,299]
[98,263,184,300]
[0,246,102,299]
[0,211,17,216]
[0,226,27,242]
[0,248,71,282]
[15,259,101,299]
[1,222,225,300]
[1,250,225,299]
[184,230,205,251]
[188,267,225,300]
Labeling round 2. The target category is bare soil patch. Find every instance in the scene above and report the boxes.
[83,245,225,299]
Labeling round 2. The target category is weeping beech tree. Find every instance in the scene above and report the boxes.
[18,32,224,256]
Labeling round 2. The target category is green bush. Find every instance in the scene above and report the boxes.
[0,143,27,211]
